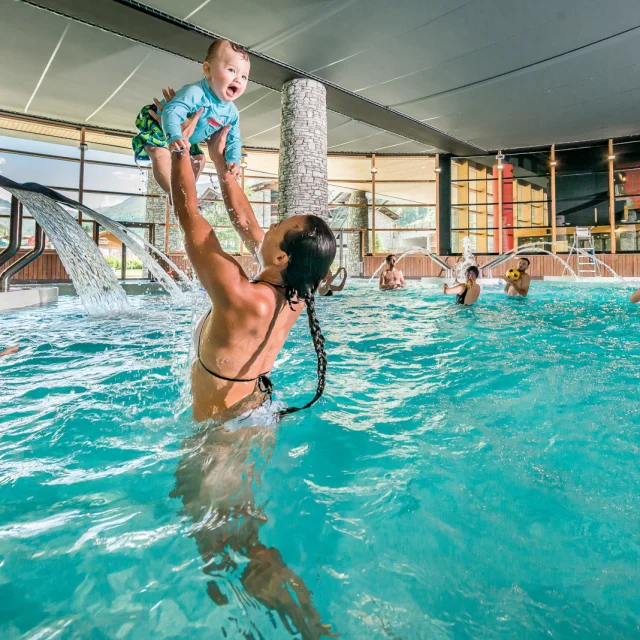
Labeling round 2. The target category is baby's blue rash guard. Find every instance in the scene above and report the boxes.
[161,78,242,165]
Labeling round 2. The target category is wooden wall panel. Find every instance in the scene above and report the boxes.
[5,250,639,283]
[6,250,71,282]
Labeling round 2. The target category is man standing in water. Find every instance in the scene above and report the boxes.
[503,257,531,297]
[379,254,406,290]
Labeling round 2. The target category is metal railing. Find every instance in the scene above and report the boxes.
[1,222,45,291]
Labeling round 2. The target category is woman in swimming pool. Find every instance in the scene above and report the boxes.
[443,265,480,305]
[317,266,347,296]
[170,112,336,421]
[169,108,337,638]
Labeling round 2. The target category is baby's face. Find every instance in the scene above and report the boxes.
[203,42,250,103]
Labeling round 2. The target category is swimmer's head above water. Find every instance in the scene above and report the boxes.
[465,265,479,283]
[259,214,336,415]
[386,254,397,268]
[517,257,530,272]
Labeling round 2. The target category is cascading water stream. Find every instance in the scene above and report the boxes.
[1,178,129,315]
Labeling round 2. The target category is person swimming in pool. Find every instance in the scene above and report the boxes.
[168,109,337,637]
[318,266,347,296]
[443,265,480,305]
[379,254,406,290]
[502,257,531,297]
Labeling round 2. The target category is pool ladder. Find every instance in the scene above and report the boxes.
[563,227,600,277]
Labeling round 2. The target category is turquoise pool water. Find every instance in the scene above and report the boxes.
[2,282,640,638]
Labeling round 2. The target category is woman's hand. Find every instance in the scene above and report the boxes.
[207,126,232,171]
[228,162,241,181]
[150,87,203,145]
[167,108,203,154]
[149,87,175,123]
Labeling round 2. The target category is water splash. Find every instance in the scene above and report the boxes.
[484,242,623,282]
[453,236,478,283]
[77,205,194,299]
[2,184,129,315]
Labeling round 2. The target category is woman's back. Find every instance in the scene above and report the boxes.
[192,282,303,420]
[462,283,480,305]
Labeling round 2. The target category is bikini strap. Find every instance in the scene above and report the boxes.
[250,278,287,290]
[197,307,272,389]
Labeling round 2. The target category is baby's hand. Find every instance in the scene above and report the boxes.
[228,163,241,180]
[169,138,190,153]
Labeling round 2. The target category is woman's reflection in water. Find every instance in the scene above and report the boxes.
[172,399,336,639]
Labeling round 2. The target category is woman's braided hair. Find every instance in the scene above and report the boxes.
[278,215,336,416]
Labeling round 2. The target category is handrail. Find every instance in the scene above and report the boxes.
[428,253,452,274]
[0,223,46,292]
[0,197,23,269]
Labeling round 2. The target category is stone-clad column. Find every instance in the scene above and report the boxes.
[278,79,328,220]
[347,190,369,274]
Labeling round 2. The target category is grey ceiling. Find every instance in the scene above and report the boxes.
[2,0,640,154]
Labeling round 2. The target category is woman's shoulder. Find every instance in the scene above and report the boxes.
[242,281,291,316]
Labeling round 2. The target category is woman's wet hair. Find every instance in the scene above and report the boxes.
[278,215,336,416]
[466,265,480,280]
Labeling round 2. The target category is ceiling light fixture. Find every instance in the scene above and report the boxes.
[550,160,557,166]
[371,167,378,174]
[608,154,616,161]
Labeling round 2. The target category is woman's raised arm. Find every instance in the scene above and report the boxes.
[207,127,265,257]
[170,112,247,303]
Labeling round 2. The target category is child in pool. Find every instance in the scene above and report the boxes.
[132,39,249,194]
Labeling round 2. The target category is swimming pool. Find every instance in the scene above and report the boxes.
[2,282,639,638]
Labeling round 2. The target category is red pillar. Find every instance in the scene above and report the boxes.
[494,164,514,251]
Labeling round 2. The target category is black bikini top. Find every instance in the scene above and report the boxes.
[195,279,286,393]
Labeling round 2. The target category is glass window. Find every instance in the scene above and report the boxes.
[328,155,371,182]
[84,163,148,195]
[373,229,437,255]
[374,181,435,206]
[82,193,152,223]
[372,205,435,230]
[0,150,79,189]
[0,134,80,160]
[244,150,278,180]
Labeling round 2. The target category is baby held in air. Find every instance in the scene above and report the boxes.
[132,39,250,194]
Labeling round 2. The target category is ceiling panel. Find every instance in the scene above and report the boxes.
[137,0,640,149]
[5,0,640,152]
[0,1,70,112]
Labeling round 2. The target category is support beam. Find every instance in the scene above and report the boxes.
[434,153,440,255]
[78,125,86,225]
[437,156,451,256]
[20,0,483,156]
[608,139,616,253]
[551,144,557,253]
[371,154,376,254]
